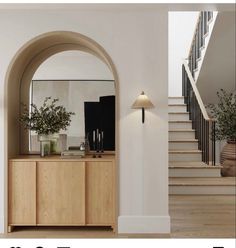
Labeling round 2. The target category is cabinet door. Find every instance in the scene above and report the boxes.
[86,161,115,225]
[9,161,36,225]
[37,162,85,225]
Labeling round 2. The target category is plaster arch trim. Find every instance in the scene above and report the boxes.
[4,30,119,233]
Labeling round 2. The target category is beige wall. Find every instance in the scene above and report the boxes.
[0,6,169,234]
[0,4,234,234]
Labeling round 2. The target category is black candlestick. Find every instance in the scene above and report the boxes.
[101,131,104,153]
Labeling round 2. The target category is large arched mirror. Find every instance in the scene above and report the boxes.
[21,50,115,154]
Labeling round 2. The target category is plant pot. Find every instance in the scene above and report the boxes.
[38,135,51,157]
[38,134,59,157]
[220,140,236,177]
[48,133,60,154]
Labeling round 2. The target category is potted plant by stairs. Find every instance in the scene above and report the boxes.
[20,97,75,157]
[208,89,236,176]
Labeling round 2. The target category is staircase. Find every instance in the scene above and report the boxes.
[168,96,236,195]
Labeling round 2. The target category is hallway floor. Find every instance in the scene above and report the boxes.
[169,195,236,238]
[1,195,235,238]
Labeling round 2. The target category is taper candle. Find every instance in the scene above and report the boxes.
[93,130,95,142]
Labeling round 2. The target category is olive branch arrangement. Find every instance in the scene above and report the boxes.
[20,97,75,135]
[208,89,236,141]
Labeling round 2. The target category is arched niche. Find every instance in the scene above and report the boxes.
[5,31,119,156]
[4,31,119,231]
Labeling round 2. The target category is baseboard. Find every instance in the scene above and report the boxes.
[118,215,170,234]
[0,216,5,234]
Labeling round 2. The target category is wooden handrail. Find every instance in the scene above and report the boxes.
[182,60,213,121]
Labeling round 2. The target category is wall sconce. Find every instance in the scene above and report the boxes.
[131,91,154,123]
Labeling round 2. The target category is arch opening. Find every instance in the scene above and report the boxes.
[4,31,119,232]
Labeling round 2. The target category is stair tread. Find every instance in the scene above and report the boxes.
[169,112,189,114]
[169,150,201,154]
[169,177,236,186]
[169,161,222,169]
[169,129,194,132]
[169,139,198,143]
[168,96,184,99]
[168,104,186,106]
[169,120,192,123]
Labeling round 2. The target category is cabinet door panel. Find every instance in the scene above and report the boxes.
[9,161,36,225]
[86,162,114,225]
[37,162,85,225]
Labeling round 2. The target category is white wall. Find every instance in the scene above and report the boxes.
[168,11,199,96]
[33,51,113,80]
[0,7,169,234]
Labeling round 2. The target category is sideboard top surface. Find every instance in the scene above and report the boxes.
[9,155,115,162]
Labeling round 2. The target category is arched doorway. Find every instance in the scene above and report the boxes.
[4,31,119,232]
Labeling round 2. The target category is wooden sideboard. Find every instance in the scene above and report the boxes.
[8,155,116,232]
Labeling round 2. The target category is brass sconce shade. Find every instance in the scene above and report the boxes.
[132,91,154,123]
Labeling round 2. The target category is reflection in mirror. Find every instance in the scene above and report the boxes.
[29,80,115,153]
[21,50,115,154]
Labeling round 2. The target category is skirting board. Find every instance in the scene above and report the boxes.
[0,216,4,234]
[118,215,170,234]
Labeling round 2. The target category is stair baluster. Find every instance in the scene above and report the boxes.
[182,62,216,165]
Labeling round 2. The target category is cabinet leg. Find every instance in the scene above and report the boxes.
[8,226,13,233]
[111,224,117,234]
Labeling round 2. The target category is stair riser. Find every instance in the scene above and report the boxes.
[169,122,192,130]
[169,186,236,195]
[169,131,195,140]
[169,113,189,121]
[168,105,187,112]
[168,98,184,104]
[169,168,221,177]
[169,142,198,150]
[169,153,202,162]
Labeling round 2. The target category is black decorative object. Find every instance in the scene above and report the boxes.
[84,95,115,151]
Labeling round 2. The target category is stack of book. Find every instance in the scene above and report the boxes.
[61,149,85,158]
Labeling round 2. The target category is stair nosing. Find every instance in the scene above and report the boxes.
[169,129,195,132]
[169,165,223,169]
[169,150,202,154]
[169,177,236,186]
[169,140,198,143]
[168,96,184,99]
[168,104,186,106]
[169,112,189,114]
[169,120,192,123]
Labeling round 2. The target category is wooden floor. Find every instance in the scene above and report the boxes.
[170,195,236,238]
[1,195,235,238]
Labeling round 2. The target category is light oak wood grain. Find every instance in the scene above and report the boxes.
[8,156,116,231]
[2,195,235,238]
[8,161,36,226]
[37,161,86,225]
[86,161,115,225]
